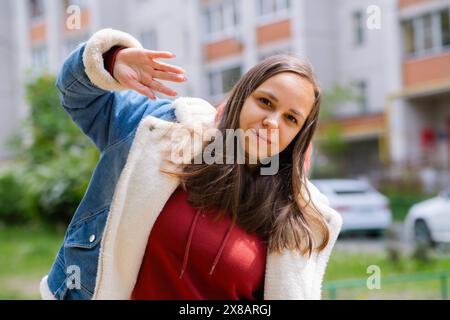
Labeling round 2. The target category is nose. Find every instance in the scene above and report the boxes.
[263,116,279,129]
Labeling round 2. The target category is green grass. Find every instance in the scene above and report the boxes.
[0,225,449,299]
[324,250,450,299]
[0,224,64,300]
[325,251,450,280]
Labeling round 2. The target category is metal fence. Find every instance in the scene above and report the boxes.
[324,270,450,300]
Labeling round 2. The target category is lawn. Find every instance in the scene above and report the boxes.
[0,225,449,300]
[0,225,64,300]
[323,248,450,299]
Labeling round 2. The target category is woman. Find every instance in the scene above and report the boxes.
[40,28,341,300]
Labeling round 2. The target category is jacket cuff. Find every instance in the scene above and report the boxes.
[103,45,127,80]
[40,275,56,300]
[83,28,143,91]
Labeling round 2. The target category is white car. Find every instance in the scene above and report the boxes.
[311,179,393,234]
[404,189,450,247]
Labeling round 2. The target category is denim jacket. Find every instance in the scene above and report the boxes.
[40,29,342,300]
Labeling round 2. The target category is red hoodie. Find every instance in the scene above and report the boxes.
[131,186,267,300]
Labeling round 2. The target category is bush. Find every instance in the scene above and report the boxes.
[0,167,34,224]
[385,193,433,221]
[0,74,99,225]
[377,166,437,221]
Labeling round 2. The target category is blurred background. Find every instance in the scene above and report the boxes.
[0,0,449,299]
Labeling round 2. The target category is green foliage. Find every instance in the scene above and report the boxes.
[319,82,357,122]
[0,167,33,224]
[377,169,437,221]
[313,83,356,178]
[0,74,99,225]
[0,225,64,299]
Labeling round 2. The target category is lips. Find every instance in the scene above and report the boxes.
[255,130,271,144]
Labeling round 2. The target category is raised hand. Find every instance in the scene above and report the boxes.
[113,48,187,100]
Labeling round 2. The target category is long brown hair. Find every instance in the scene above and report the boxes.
[163,54,329,256]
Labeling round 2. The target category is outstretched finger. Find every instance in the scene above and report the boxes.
[145,50,176,60]
[149,79,178,97]
[128,79,156,100]
[152,60,185,74]
[152,70,187,83]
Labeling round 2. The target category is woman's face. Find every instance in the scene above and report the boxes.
[238,72,315,160]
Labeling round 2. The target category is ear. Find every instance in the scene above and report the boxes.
[214,100,227,125]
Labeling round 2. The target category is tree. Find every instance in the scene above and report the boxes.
[312,83,357,178]
[0,73,99,225]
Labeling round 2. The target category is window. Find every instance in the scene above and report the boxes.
[208,72,219,97]
[257,0,291,17]
[420,128,437,151]
[215,5,225,33]
[29,0,44,19]
[352,11,364,46]
[205,9,213,34]
[402,20,416,55]
[222,66,242,93]
[139,30,158,50]
[423,14,433,50]
[258,0,273,16]
[208,66,242,97]
[203,0,240,37]
[352,81,368,114]
[402,8,450,58]
[63,0,88,10]
[441,9,450,47]
[31,46,48,70]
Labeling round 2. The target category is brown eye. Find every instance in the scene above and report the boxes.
[287,114,298,124]
[259,97,272,108]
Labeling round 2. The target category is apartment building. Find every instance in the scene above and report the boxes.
[196,0,401,177]
[1,0,448,182]
[0,0,201,161]
[0,0,27,161]
[0,0,95,160]
[390,0,450,173]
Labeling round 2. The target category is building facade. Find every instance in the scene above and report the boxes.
[1,0,448,185]
[390,0,450,174]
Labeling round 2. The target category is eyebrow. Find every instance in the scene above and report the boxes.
[256,90,306,120]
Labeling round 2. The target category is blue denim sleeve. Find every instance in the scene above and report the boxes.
[56,43,176,152]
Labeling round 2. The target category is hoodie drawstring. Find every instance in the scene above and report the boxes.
[179,209,235,279]
[209,221,234,275]
[179,210,201,279]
